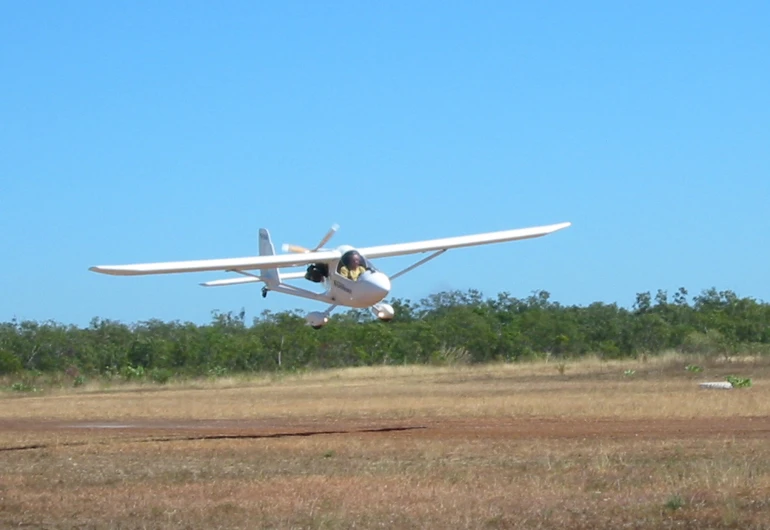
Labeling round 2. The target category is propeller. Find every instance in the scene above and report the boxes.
[282,224,339,254]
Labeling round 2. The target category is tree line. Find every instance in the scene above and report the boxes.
[1,287,769,380]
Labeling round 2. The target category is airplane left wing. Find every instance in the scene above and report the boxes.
[89,250,341,276]
[359,222,571,259]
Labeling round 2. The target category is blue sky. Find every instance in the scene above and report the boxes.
[2,1,768,326]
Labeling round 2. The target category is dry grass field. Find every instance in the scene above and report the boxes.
[2,354,770,529]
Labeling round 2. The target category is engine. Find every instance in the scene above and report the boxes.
[371,303,395,321]
[304,262,329,283]
[305,311,329,329]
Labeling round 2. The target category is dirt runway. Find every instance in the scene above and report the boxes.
[2,415,769,451]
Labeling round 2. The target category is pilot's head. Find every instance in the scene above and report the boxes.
[349,253,362,267]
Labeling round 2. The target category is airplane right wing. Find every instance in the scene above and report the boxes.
[358,222,571,259]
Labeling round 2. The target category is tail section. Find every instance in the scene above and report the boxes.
[258,228,281,288]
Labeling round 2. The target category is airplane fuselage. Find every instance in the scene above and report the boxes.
[324,267,391,308]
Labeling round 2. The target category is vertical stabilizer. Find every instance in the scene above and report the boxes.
[258,228,280,288]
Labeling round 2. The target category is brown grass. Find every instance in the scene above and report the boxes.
[2,355,770,529]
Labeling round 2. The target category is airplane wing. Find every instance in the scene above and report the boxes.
[90,222,570,277]
[89,250,341,276]
[358,222,571,259]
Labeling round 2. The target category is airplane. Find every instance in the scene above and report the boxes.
[89,221,571,329]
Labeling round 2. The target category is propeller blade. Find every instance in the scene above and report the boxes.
[281,224,339,254]
[282,244,311,253]
[314,223,339,251]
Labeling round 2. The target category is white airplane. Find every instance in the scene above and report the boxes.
[90,222,571,328]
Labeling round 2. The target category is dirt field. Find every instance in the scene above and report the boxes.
[2,358,770,529]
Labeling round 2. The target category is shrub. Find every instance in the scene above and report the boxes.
[150,368,173,384]
[11,381,38,392]
[0,350,22,375]
[121,364,145,381]
[207,366,228,378]
[682,330,725,356]
[725,375,752,388]
[665,494,684,511]
[430,345,470,366]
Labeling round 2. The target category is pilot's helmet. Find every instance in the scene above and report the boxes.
[343,250,362,267]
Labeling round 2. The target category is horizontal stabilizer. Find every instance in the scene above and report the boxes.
[200,271,307,287]
[201,277,263,287]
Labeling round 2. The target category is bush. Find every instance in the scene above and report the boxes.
[430,345,470,366]
[150,368,173,384]
[599,341,622,359]
[0,350,22,375]
[681,330,726,356]
[11,381,39,392]
[725,375,752,388]
[207,365,228,378]
[121,364,145,381]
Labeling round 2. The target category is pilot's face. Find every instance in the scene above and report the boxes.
[350,255,361,267]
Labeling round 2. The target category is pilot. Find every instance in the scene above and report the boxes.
[339,252,367,281]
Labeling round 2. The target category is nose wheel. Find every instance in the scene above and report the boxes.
[261,286,269,298]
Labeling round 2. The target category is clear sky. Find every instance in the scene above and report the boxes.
[2,1,768,326]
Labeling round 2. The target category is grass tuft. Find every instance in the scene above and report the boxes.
[664,494,685,511]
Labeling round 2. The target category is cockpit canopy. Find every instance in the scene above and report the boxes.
[305,249,377,284]
[337,250,376,274]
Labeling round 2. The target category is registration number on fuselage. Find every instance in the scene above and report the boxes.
[332,279,352,294]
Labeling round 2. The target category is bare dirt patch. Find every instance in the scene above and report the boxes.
[2,414,769,450]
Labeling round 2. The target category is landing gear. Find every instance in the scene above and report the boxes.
[305,306,337,329]
[261,286,269,298]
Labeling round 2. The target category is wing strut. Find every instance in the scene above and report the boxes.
[389,250,447,281]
